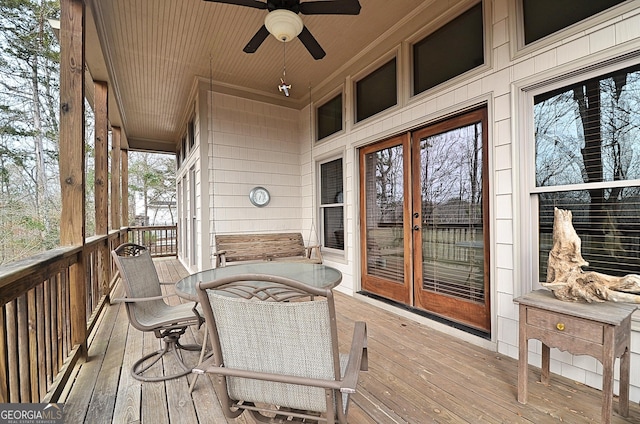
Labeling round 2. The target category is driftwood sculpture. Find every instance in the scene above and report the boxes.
[541,207,640,303]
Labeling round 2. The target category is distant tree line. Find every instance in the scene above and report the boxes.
[0,1,177,264]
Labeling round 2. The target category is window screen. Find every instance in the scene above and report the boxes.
[523,0,625,45]
[320,158,344,250]
[188,119,195,149]
[317,94,343,140]
[413,3,484,95]
[356,58,397,123]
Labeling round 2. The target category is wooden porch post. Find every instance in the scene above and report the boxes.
[59,0,87,351]
[94,81,108,233]
[111,126,121,230]
[121,149,129,227]
[94,80,109,295]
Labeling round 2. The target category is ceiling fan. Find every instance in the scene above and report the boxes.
[204,0,362,60]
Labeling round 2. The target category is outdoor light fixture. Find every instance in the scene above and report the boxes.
[264,9,304,42]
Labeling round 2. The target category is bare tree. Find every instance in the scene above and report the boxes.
[0,0,60,263]
[128,152,176,226]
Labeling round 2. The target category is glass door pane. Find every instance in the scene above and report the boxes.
[412,108,490,333]
[360,135,411,303]
[419,124,484,302]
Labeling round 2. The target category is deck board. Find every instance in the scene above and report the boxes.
[61,257,640,423]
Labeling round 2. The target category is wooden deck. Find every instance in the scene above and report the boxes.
[60,257,640,423]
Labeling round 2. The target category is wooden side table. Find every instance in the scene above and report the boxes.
[514,289,637,424]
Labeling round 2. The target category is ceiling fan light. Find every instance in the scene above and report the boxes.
[264,9,303,42]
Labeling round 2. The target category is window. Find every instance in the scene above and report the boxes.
[317,94,343,140]
[413,2,484,95]
[188,119,195,150]
[319,158,344,251]
[356,58,397,123]
[533,64,640,281]
[522,0,625,45]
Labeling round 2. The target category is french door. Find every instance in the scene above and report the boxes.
[360,108,490,332]
[359,134,412,304]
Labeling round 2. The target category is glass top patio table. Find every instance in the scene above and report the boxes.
[174,262,342,301]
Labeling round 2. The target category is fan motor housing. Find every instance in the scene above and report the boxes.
[264,9,304,42]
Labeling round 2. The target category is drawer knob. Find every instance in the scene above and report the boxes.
[556,322,565,331]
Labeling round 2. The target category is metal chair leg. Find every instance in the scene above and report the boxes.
[189,324,209,393]
[132,330,199,382]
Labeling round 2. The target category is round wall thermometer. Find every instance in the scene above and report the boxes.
[249,186,270,207]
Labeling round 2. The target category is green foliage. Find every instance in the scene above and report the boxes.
[0,0,61,263]
[128,152,176,225]
[21,215,45,231]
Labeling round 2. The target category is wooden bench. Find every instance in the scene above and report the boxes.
[214,233,323,267]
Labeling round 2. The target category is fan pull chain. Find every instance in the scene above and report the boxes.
[278,41,291,96]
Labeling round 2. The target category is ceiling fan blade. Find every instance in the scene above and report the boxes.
[297,26,326,60]
[299,0,361,15]
[243,25,270,53]
[203,0,267,10]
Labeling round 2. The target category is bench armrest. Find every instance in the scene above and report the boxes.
[305,244,323,263]
[213,250,227,267]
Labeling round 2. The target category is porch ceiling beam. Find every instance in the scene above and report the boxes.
[127,137,177,154]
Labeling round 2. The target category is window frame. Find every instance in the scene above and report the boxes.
[411,1,485,96]
[316,89,345,142]
[520,0,626,46]
[318,155,346,255]
[353,53,399,124]
[509,0,635,59]
[517,55,640,296]
[188,118,195,150]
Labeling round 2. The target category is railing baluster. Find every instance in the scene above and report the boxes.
[36,284,46,399]
[0,226,174,403]
[6,300,18,402]
[44,277,52,390]
[0,308,7,403]
[17,294,30,402]
[51,277,59,379]
[28,288,38,401]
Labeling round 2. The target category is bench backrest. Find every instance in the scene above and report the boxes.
[215,233,307,263]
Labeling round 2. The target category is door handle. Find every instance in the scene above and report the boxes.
[413,225,420,231]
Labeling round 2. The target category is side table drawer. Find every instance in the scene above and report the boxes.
[526,308,604,344]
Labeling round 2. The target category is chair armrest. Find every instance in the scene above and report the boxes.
[193,358,343,390]
[111,293,177,303]
[340,321,368,394]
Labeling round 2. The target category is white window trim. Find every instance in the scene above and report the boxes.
[508,0,638,60]
[317,155,346,258]
[514,53,640,298]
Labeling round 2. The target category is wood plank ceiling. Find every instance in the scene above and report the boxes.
[84,0,436,152]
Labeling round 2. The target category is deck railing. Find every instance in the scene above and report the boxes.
[127,225,178,257]
[0,225,176,404]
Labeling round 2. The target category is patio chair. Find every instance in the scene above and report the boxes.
[111,243,204,382]
[193,273,368,424]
